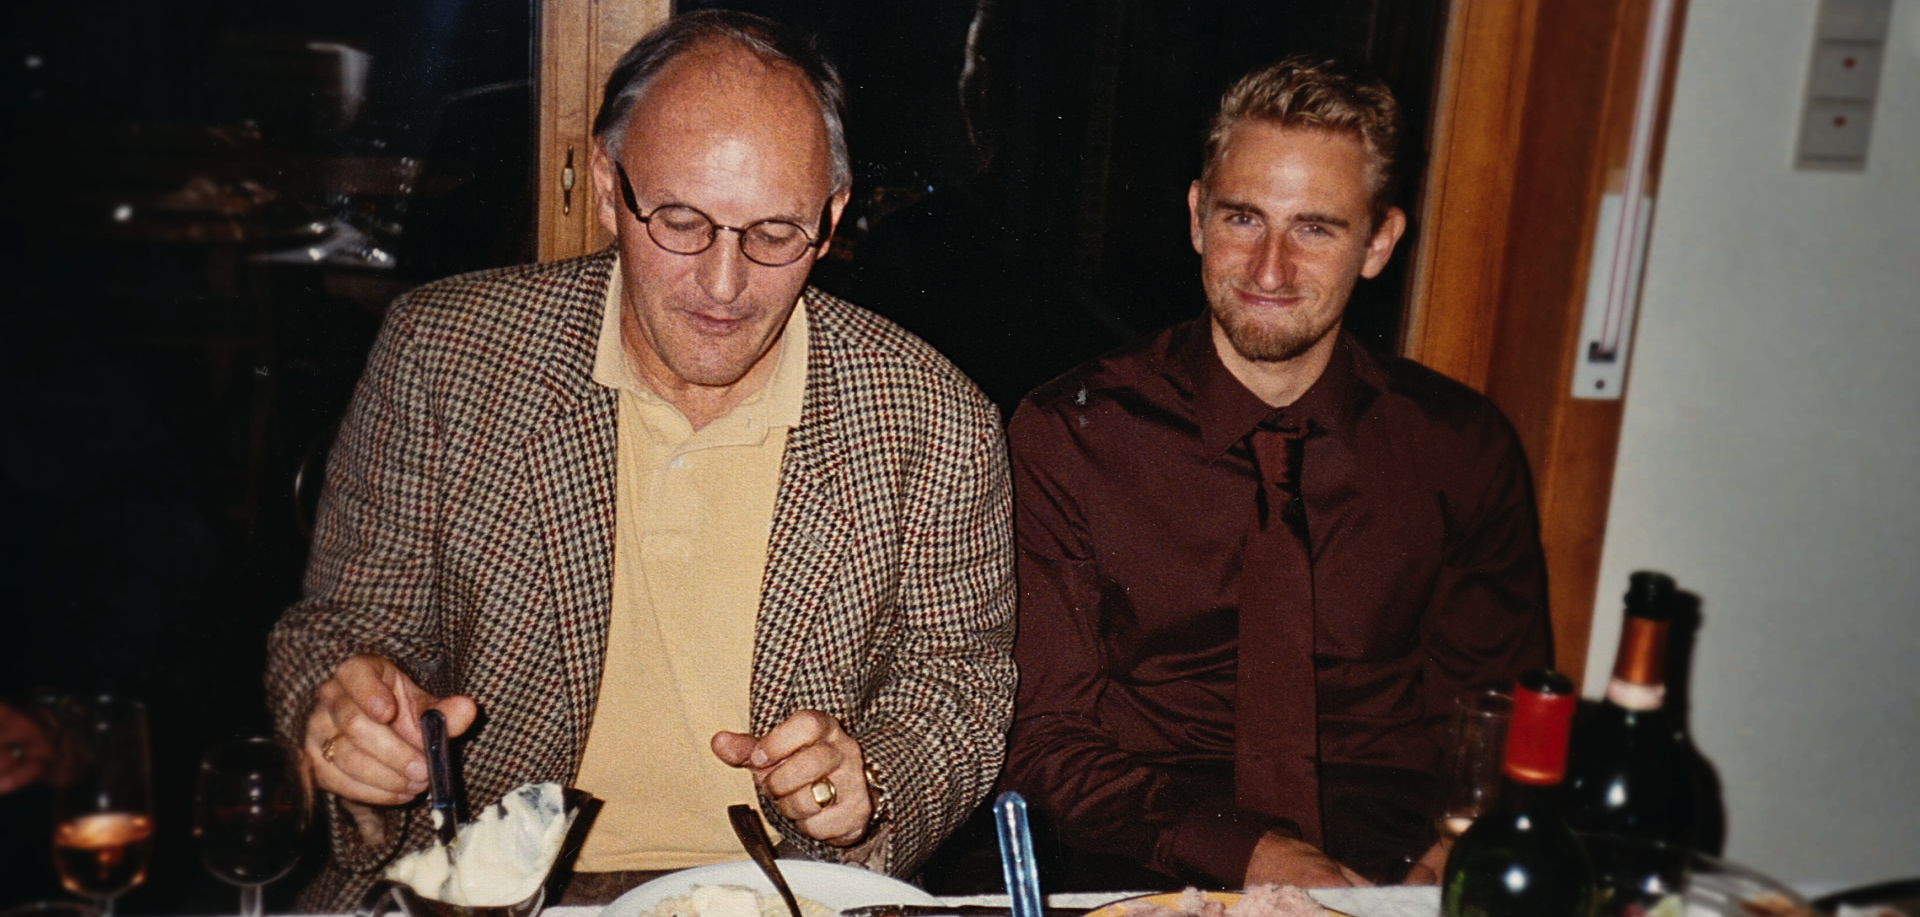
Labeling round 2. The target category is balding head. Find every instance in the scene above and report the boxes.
[592,10,849,194]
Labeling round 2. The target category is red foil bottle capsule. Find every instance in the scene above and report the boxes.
[1505,669,1578,785]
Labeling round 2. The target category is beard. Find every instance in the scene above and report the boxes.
[1207,286,1340,364]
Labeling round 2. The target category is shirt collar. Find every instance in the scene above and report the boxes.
[590,253,809,431]
[1169,316,1374,456]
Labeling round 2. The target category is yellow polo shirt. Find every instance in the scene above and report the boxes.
[572,260,807,871]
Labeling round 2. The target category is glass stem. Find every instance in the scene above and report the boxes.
[98,897,115,917]
[240,883,264,917]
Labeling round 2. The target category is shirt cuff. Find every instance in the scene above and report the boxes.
[1153,807,1298,886]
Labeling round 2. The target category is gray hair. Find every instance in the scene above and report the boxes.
[592,10,850,194]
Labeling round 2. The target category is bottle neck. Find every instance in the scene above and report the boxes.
[1497,773,1568,816]
[1505,677,1576,783]
[1607,615,1670,711]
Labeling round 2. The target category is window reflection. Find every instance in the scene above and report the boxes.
[3,1,534,909]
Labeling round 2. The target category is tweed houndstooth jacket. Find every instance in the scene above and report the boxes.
[265,249,1017,910]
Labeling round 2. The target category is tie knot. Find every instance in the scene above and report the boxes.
[1251,423,1306,490]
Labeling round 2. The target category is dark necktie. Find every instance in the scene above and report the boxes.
[1234,420,1323,847]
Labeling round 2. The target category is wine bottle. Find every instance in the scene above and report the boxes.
[1568,571,1700,914]
[1442,669,1596,917]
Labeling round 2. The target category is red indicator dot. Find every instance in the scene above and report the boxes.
[1843,56,1857,69]
[1834,115,1849,127]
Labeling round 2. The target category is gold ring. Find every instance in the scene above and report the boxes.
[810,778,838,808]
[321,735,339,764]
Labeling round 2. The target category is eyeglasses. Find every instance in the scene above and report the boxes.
[616,163,828,268]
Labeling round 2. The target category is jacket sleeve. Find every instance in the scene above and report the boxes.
[264,299,444,874]
[1000,399,1287,887]
[770,386,1018,878]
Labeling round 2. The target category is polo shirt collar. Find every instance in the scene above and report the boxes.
[590,254,808,432]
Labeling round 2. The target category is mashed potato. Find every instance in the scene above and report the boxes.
[651,884,834,917]
[1116,885,1327,917]
[384,782,573,907]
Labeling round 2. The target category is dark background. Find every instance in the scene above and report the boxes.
[2,0,1441,910]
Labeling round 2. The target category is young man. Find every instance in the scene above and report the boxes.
[1004,55,1551,889]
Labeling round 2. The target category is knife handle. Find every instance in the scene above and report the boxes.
[993,792,1046,917]
[420,709,458,844]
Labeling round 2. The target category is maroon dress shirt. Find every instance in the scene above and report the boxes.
[1004,318,1551,886]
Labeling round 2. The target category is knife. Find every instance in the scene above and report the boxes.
[420,709,459,847]
[839,906,1092,917]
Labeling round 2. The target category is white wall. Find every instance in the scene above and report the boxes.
[1586,0,1920,890]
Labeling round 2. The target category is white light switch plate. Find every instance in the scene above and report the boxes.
[1797,0,1891,170]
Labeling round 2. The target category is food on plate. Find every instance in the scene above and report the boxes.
[650,884,833,917]
[1739,893,1823,917]
[384,782,574,907]
[1112,885,1328,917]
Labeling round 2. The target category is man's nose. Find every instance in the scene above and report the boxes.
[695,229,751,304]
[1247,231,1296,291]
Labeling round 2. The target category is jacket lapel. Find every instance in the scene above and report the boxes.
[752,293,855,732]
[524,252,619,767]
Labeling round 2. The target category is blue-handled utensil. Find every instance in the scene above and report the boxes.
[994,791,1044,917]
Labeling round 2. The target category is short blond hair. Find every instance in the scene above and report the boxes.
[1201,55,1400,223]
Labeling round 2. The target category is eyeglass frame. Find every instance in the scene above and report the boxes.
[615,162,832,268]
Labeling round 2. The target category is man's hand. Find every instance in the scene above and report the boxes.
[1401,836,1451,885]
[1244,832,1373,889]
[304,655,477,819]
[0,701,53,795]
[711,710,872,847]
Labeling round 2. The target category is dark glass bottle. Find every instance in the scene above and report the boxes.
[1442,669,1596,917]
[1568,571,1701,914]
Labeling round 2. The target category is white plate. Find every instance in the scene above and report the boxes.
[599,860,941,917]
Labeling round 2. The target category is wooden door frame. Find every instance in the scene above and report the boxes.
[1409,0,1687,685]
[535,0,671,261]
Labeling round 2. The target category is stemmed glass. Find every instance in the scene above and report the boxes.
[1436,687,1513,840]
[49,694,153,917]
[193,737,311,917]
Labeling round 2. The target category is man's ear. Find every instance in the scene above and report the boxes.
[1360,206,1408,279]
[814,187,854,261]
[590,142,622,240]
[1187,180,1207,255]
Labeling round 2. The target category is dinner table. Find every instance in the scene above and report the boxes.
[527,886,1442,917]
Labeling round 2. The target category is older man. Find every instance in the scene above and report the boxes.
[1003,56,1550,889]
[267,11,1015,908]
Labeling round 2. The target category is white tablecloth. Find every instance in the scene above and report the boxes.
[540,886,1440,917]
[936,889,1439,917]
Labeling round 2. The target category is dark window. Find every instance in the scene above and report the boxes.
[687,0,1447,412]
[2,2,536,909]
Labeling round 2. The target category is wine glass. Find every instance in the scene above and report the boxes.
[193,737,311,917]
[1578,832,1816,917]
[1436,687,1513,840]
[0,901,101,917]
[48,694,153,917]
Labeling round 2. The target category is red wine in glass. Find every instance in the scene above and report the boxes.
[193,738,309,917]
